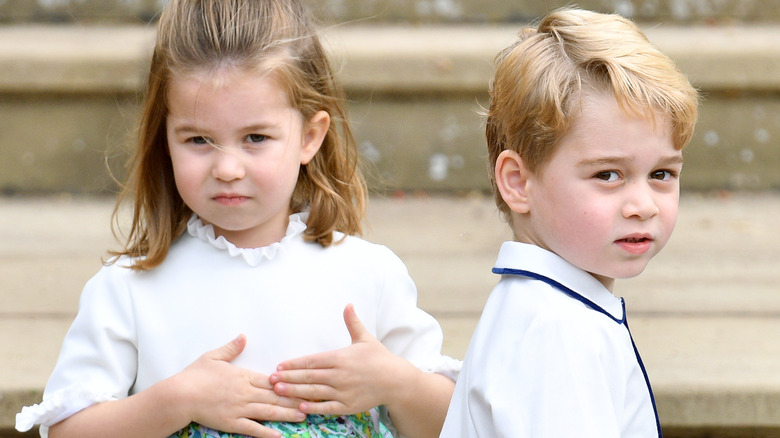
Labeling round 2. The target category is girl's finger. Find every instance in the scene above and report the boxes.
[273,381,336,402]
[231,418,284,438]
[271,368,334,386]
[245,403,307,423]
[249,373,273,389]
[298,399,348,416]
[206,334,247,362]
[276,351,335,372]
[343,304,371,344]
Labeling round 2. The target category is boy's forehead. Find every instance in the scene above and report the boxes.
[574,90,670,133]
[555,91,676,158]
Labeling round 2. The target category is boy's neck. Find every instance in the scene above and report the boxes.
[510,225,617,292]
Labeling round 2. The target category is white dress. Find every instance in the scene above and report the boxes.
[17,213,459,437]
[440,241,661,438]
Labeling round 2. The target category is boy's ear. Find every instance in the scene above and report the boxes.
[300,110,330,165]
[495,149,531,214]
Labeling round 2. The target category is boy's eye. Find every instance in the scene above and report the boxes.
[650,170,676,181]
[595,171,620,182]
[246,134,267,143]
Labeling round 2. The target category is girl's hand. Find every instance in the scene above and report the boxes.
[173,335,307,438]
[269,304,417,416]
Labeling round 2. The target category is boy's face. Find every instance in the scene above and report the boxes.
[521,91,682,289]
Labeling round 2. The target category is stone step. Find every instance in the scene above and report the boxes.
[2,193,780,436]
[2,0,780,24]
[0,24,779,194]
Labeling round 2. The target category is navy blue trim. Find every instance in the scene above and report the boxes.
[493,266,663,437]
[624,315,663,437]
[492,267,624,323]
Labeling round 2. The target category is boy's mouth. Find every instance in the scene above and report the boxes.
[615,235,653,255]
[620,236,650,243]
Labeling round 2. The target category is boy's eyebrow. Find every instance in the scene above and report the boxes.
[578,154,684,167]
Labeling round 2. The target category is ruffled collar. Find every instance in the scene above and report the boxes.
[186,212,308,267]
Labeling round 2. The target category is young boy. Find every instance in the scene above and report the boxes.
[441,8,698,437]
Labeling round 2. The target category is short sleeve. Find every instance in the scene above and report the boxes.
[481,308,625,437]
[372,247,461,381]
[16,264,139,435]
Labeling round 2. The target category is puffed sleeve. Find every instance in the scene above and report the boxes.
[372,246,461,381]
[16,263,139,436]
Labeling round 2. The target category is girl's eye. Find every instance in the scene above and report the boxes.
[595,171,620,182]
[190,136,209,145]
[650,170,676,181]
[246,134,267,143]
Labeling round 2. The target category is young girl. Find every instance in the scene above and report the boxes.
[15,1,458,437]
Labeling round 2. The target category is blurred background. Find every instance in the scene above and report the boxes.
[1,1,779,437]
[0,0,779,194]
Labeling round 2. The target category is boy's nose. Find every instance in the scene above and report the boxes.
[622,183,659,220]
[211,148,246,182]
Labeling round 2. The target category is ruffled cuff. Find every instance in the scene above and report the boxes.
[16,383,116,436]
[418,355,462,381]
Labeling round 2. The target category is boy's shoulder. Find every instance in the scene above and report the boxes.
[487,241,625,338]
[491,274,617,333]
[474,278,629,378]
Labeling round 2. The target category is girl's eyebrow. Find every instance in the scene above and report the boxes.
[170,124,200,135]
[170,122,276,135]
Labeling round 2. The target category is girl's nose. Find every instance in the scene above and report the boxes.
[622,183,659,220]
[211,148,246,182]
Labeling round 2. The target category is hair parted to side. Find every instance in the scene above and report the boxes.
[486,7,699,221]
[110,0,366,271]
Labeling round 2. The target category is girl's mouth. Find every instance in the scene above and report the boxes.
[214,195,249,206]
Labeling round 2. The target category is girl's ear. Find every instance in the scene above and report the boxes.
[300,110,330,165]
[495,149,531,214]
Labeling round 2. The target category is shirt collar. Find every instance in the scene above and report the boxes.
[493,241,625,322]
[186,212,309,267]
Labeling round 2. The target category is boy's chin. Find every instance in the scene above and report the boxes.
[589,264,650,287]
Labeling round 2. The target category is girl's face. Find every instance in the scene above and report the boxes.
[166,68,328,248]
[519,91,681,290]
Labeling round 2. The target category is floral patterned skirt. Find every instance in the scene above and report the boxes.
[171,411,393,438]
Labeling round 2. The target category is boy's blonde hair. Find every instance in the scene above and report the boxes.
[486,8,699,219]
[111,0,365,270]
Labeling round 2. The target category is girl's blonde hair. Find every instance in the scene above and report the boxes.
[486,8,699,220]
[111,0,365,270]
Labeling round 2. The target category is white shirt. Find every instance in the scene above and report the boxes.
[17,213,459,435]
[440,241,660,438]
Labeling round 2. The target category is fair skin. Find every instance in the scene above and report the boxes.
[51,67,454,438]
[49,336,306,438]
[50,68,325,438]
[171,67,454,437]
[270,304,456,438]
[495,90,682,291]
[167,67,327,249]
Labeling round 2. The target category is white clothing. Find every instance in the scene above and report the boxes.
[17,213,459,436]
[440,241,661,438]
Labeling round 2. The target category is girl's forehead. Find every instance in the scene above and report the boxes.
[166,66,293,109]
[170,49,293,84]
[170,64,276,89]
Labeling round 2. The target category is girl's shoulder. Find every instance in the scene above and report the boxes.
[85,254,150,290]
[322,232,402,260]
[303,232,411,274]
